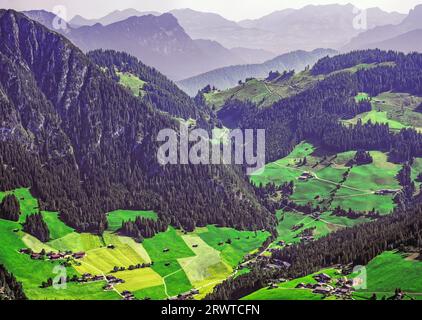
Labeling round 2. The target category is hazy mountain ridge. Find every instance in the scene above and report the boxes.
[344,4,422,52]
[177,48,337,96]
[22,10,245,80]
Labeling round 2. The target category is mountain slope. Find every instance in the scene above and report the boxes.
[344,4,422,51]
[365,29,422,53]
[0,9,274,234]
[177,49,337,96]
[23,11,244,80]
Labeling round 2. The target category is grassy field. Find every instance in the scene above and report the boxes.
[252,142,403,215]
[205,70,322,109]
[133,285,167,300]
[48,232,105,252]
[178,234,233,298]
[197,225,270,267]
[107,210,157,232]
[242,268,342,300]
[117,71,146,97]
[113,268,163,292]
[344,92,422,132]
[353,251,422,300]
[41,211,74,240]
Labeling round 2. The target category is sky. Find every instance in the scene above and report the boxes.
[1,0,421,21]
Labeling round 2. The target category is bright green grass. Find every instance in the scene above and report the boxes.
[117,72,146,97]
[197,225,270,267]
[242,268,341,300]
[48,232,105,252]
[0,188,39,222]
[41,211,74,240]
[163,267,193,297]
[355,92,369,102]
[133,285,167,300]
[353,251,422,299]
[107,210,157,232]
[142,227,195,277]
[0,218,117,300]
[251,142,315,187]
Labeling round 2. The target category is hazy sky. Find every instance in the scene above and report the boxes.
[1,0,421,21]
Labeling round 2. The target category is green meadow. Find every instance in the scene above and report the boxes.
[117,71,146,97]
[107,209,157,232]
[353,251,422,300]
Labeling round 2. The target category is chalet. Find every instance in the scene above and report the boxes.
[163,248,170,253]
[375,189,398,195]
[190,289,199,295]
[19,248,31,254]
[298,172,313,181]
[49,254,62,260]
[31,253,43,260]
[192,244,198,248]
[268,283,278,289]
[295,283,306,289]
[107,244,115,249]
[92,275,104,281]
[103,284,113,291]
[313,286,332,295]
[82,273,92,279]
[73,252,85,259]
[313,273,332,283]
[106,275,117,281]
[165,262,171,267]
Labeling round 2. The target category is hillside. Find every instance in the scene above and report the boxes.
[69,9,160,27]
[0,9,273,235]
[177,49,337,96]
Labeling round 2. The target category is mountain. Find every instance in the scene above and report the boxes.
[69,9,160,27]
[229,47,276,64]
[238,4,405,52]
[364,29,422,53]
[0,9,273,233]
[344,4,422,51]
[177,49,337,96]
[24,11,244,80]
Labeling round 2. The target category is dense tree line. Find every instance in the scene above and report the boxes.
[348,150,373,166]
[0,194,20,221]
[206,204,422,300]
[0,265,26,300]
[87,49,211,122]
[119,216,168,242]
[22,213,50,243]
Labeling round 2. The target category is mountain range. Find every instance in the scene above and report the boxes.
[23,10,245,81]
[177,48,337,96]
[344,4,422,52]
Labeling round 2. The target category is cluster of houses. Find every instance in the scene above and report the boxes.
[121,290,135,300]
[294,273,355,299]
[19,248,85,261]
[76,273,105,283]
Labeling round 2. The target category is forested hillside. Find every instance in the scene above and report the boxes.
[0,10,274,234]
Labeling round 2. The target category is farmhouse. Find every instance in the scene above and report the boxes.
[313,286,332,295]
[72,252,86,259]
[30,253,43,260]
[19,248,31,254]
[375,189,399,195]
[298,172,314,181]
[313,273,332,283]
